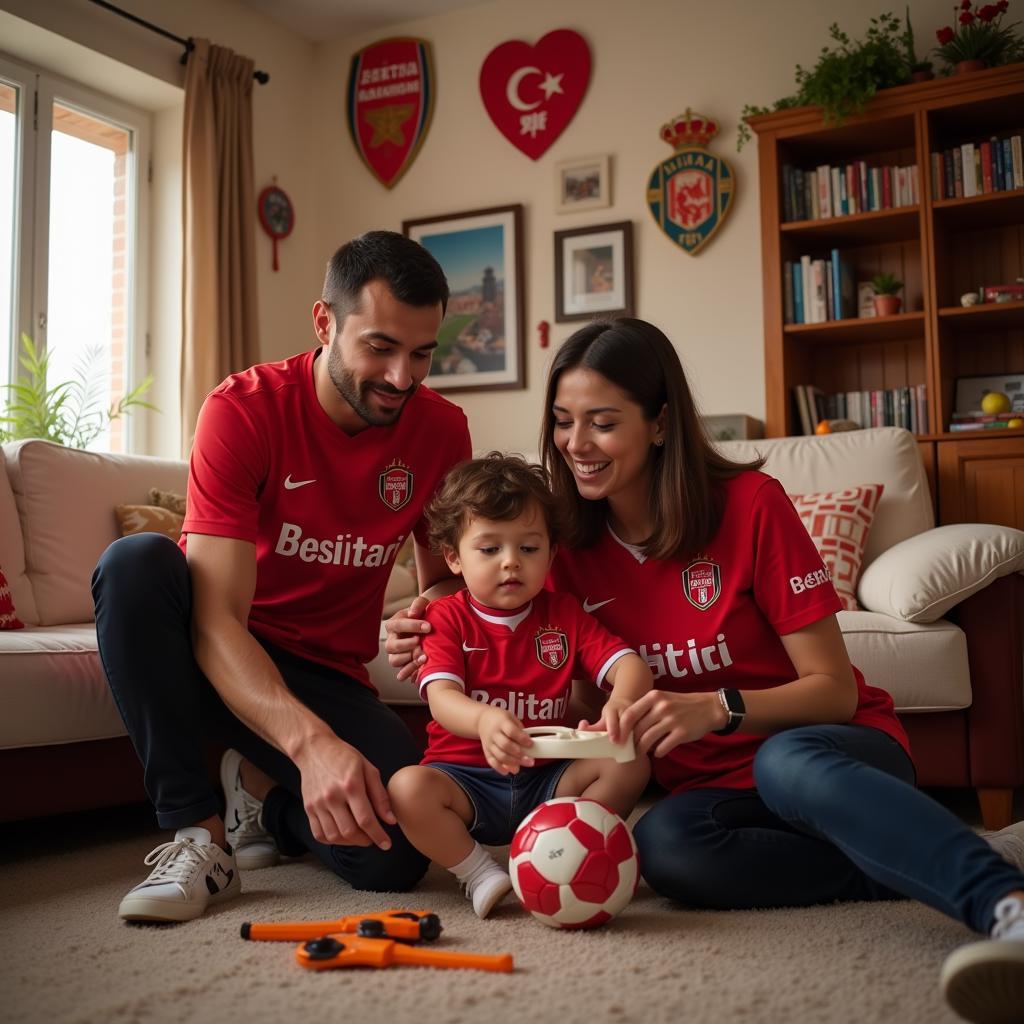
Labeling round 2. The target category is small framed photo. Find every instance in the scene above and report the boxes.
[554,221,634,323]
[403,204,525,392]
[555,155,611,213]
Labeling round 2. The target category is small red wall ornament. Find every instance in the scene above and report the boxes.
[537,320,550,348]
[479,29,591,160]
[257,178,294,272]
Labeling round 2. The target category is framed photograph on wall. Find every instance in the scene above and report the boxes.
[403,205,525,392]
[555,155,611,213]
[554,221,634,323]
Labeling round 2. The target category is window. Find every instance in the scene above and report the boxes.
[1,54,149,452]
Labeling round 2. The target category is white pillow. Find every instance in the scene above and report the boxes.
[857,523,1024,623]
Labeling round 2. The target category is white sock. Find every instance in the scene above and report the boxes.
[450,842,498,887]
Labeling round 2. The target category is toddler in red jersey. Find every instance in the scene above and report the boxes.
[388,453,652,918]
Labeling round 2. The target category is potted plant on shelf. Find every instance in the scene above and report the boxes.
[933,0,1024,74]
[0,334,155,449]
[871,273,904,316]
[738,12,910,149]
[904,6,935,79]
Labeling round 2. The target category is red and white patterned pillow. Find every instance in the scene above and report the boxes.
[0,564,24,630]
[788,485,884,611]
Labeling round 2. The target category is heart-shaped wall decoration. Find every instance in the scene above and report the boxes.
[479,29,591,160]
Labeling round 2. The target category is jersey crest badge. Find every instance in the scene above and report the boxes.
[647,110,735,256]
[535,627,569,670]
[347,37,435,189]
[379,459,413,511]
[682,557,721,610]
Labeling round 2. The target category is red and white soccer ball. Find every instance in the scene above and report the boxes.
[509,797,639,929]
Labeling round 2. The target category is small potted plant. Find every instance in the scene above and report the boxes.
[904,7,935,79]
[871,273,904,316]
[934,0,1024,74]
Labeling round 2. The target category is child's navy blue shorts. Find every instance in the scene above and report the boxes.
[426,761,572,846]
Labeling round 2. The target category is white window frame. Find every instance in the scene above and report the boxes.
[1,51,151,452]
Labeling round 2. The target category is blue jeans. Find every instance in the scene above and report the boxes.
[633,725,1024,935]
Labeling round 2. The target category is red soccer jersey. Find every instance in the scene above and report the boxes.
[417,589,634,766]
[181,349,471,686]
[548,471,910,792]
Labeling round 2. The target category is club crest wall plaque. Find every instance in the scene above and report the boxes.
[347,37,435,188]
[479,29,591,160]
[647,110,735,255]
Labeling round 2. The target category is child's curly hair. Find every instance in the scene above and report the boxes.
[427,452,560,554]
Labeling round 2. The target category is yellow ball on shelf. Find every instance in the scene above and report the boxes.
[981,391,1011,415]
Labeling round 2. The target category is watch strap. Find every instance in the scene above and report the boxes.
[712,687,746,736]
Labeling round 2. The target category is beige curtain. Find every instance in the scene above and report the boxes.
[181,38,260,455]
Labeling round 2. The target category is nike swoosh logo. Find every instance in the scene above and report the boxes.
[462,642,487,652]
[582,597,615,613]
[226,809,243,835]
[284,475,316,490]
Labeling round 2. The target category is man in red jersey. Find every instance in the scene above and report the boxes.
[92,232,471,922]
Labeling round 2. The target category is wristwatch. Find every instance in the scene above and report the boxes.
[712,688,746,736]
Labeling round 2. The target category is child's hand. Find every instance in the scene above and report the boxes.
[579,696,633,745]
[478,707,535,775]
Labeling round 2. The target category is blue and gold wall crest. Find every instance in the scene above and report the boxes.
[647,110,735,256]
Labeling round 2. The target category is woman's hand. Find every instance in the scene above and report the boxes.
[617,690,726,758]
[478,707,535,775]
[383,595,432,682]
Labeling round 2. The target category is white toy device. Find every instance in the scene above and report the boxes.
[523,726,636,763]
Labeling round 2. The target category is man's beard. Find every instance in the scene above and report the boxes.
[327,342,414,426]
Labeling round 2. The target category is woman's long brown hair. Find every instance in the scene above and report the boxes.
[540,318,764,560]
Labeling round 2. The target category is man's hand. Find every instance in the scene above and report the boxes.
[384,595,432,682]
[616,690,723,758]
[293,733,397,848]
[478,707,535,775]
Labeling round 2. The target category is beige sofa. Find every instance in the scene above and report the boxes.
[3,429,1023,826]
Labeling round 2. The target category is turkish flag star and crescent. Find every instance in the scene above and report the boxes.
[479,29,591,160]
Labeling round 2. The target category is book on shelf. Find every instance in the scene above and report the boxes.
[779,159,919,222]
[783,251,856,324]
[931,133,1024,199]
[791,384,928,435]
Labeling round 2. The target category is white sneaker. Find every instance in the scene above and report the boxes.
[982,821,1024,872]
[941,895,1024,1023]
[119,826,240,922]
[221,749,279,870]
[464,866,514,919]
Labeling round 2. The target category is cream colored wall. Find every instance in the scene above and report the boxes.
[312,0,954,454]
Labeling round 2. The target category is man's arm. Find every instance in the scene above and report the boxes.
[412,537,465,599]
[186,534,395,849]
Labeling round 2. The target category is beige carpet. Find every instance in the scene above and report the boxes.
[0,798,1003,1024]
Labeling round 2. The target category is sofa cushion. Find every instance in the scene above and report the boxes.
[789,485,883,611]
[837,610,971,712]
[4,440,188,626]
[857,523,1024,623]
[719,428,933,569]
[0,448,38,624]
[0,624,127,748]
[0,564,24,629]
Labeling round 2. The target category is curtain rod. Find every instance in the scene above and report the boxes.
[86,0,270,84]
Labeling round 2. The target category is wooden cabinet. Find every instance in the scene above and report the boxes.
[751,65,1024,528]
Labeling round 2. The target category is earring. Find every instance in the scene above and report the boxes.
[654,438,664,447]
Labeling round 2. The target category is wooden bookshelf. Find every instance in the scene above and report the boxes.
[751,63,1024,528]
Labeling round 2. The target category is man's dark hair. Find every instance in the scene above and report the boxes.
[322,231,449,322]
[427,453,560,554]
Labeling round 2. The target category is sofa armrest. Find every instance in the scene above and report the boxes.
[857,523,1024,623]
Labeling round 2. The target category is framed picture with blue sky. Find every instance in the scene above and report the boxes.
[403,204,525,392]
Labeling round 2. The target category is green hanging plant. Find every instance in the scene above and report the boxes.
[738,12,911,150]
[0,333,156,449]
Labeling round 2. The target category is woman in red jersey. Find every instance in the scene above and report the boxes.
[387,318,1024,1020]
